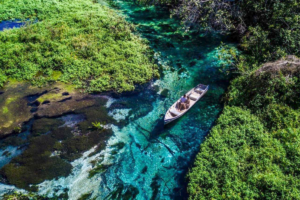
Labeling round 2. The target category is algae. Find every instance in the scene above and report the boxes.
[78,192,92,200]
[88,163,112,179]
[31,118,64,136]
[0,134,72,190]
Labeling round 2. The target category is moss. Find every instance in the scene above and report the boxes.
[88,163,112,178]
[107,184,139,200]
[37,83,77,104]
[59,129,113,161]
[111,142,125,150]
[0,134,72,190]
[5,97,18,105]
[77,106,115,133]
[2,106,8,114]
[78,192,92,200]
[51,71,62,81]
[0,82,41,136]
[53,141,63,151]
[51,127,73,140]
[0,96,31,136]
[0,136,25,148]
[31,118,64,136]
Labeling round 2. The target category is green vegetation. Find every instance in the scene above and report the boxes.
[188,56,300,199]
[153,1,300,198]
[140,0,299,67]
[0,0,158,92]
[3,191,68,200]
[1,133,73,190]
[78,192,92,200]
[88,163,112,178]
[0,82,38,136]
[92,121,104,130]
[1,123,114,189]
[0,98,115,190]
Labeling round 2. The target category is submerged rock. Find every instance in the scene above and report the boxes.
[0,82,41,137]
[160,89,169,98]
[0,82,97,137]
[31,118,64,136]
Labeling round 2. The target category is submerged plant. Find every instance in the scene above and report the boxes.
[92,121,104,130]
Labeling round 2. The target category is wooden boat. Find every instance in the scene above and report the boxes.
[164,84,209,125]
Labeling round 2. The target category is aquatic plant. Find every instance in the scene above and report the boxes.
[92,121,104,130]
[88,163,112,178]
[0,0,158,92]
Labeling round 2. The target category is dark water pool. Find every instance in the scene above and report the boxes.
[0,20,26,31]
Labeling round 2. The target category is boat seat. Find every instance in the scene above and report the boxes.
[195,87,204,94]
[170,108,181,116]
[189,93,199,101]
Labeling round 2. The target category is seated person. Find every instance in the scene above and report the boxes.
[179,94,188,110]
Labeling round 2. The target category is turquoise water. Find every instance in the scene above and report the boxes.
[0,1,230,199]
[96,2,228,199]
[47,2,229,199]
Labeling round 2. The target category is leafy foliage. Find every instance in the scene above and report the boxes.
[188,57,300,199]
[92,121,104,130]
[0,0,158,92]
[142,0,300,65]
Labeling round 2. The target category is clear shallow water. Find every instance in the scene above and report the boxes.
[92,2,229,199]
[35,2,229,199]
[99,3,230,199]
[0,2,230,199]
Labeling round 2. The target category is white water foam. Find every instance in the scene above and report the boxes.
[108,108,131,122]
[37,125,129,199]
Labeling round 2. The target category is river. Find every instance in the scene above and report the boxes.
[0,0,230,199]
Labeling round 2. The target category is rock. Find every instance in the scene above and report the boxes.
[255,55,300,77]
[0,82,95,137]
[31,118,64,136]
[36,95,96,118]
[160,89,169,98]
[152,85,160,93]
[0,82,41,138]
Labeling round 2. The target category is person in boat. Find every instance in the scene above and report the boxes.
[179,94,188,110]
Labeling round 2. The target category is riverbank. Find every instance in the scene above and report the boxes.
[188,55,300,199]
[0,0,158,92]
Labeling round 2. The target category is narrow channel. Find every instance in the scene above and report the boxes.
[0,1,230,199]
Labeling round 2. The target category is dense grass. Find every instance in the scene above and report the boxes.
[188,57,300,199]
[0,0,158,92]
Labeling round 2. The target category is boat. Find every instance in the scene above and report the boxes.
[164,84,209,125]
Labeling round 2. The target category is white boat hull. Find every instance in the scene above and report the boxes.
[164,84,209,125]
